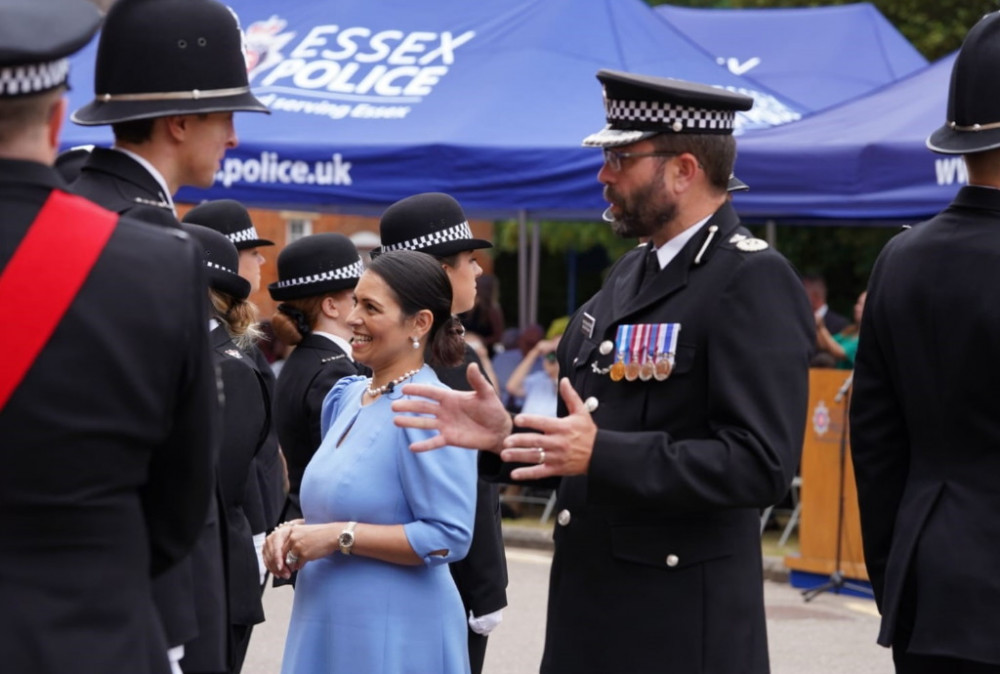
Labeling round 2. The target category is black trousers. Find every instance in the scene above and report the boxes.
[229,624,253,674]
[468,629,488,674]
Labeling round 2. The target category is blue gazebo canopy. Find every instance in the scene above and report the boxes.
[61,0,802,218]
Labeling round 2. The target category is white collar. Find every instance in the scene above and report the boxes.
[648,214,712,271]
[313,331,354,361]
[111,146,176,214]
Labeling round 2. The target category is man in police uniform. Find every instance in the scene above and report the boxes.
[70,0,268,220]
[394,70,813,673]
[851,13,1000,673]
[0,1,217,672]
[67,1,267,671]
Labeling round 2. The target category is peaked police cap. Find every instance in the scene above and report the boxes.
[0,0,101,98]
[583,69,753,148]
[72,0,268,125]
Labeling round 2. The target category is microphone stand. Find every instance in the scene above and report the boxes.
[802,372,873,602]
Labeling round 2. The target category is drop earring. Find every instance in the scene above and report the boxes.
[411,336,420,349]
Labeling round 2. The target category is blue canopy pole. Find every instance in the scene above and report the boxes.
[765,220,777,248]
[567,248,578,316]
[518,211,528,331]
[530,219,541,328]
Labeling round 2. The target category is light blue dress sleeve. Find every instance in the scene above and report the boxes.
[396,388,479,567]
[320,375,366,438]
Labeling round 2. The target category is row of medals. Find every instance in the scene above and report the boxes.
[610,351,674,382]
[602,322,680,382]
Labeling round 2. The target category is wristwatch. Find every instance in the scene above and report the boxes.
[338,521,358,555]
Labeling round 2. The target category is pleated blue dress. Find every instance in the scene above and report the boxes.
[280,368,477,674]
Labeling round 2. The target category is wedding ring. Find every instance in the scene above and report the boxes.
[285,552,299,567]
[537,448,546,464]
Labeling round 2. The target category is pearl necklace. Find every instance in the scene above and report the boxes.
[366,368,421,398]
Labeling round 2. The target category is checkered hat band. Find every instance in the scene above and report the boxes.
[0,59,69,97]
[382,221,474,253]
[605,98,735,131]
[228,227,261,244]
[207,260,238,275]
[276,259,365,289]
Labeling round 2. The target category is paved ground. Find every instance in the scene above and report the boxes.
[244,544,893,674]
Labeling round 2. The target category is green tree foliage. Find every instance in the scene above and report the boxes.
[644,0,999,60]
[494,0,991,325]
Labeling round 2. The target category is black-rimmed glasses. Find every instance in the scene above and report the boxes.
[602,149,679,172]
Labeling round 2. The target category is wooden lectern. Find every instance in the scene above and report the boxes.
[784,368,869,581]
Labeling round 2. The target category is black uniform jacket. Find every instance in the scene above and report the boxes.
[245,346,285,533]
[72,147,174,218]
[68,149,219,662]
[274,333,362,523]
[850,186,1000,665]
[436,345,509,620]
[210,327,267,630]
[0,160,217,674]
[487,202,813,674]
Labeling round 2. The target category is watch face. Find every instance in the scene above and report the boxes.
[339,531,355,549]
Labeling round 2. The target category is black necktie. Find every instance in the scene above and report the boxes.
[640,245,660,289]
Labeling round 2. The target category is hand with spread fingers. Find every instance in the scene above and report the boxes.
[501,377,597,480]
[394,362,513,453]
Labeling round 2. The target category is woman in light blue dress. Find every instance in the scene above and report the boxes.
[264,250,477,674]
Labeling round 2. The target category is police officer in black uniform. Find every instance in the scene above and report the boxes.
[181,223,269,674]
[70,0,268,220]
[0,2,217,672]
[851,13,1000,673]
[268,234,366,535]
[395,70,813,674]
[65,2,268,671]
[183,200,285,566]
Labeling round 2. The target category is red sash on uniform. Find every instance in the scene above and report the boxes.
[0,190,117,410]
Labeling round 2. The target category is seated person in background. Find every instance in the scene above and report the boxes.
[505,338,561,418]
[491,324,544,411]
[815,291,866,370]
[499,337,560,518]
[803,273,850,367]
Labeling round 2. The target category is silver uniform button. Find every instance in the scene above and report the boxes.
[557,509,572,526]
[584,396,599,413]
[599,340,614,356]
[666,554,679,567]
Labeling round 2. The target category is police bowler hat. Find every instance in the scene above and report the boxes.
[928,12,1000,155]
[183,199,273,250]
[374,193,492,259]
[268,233,364,302]
[181,222,251,300]
[72,0,268,126]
